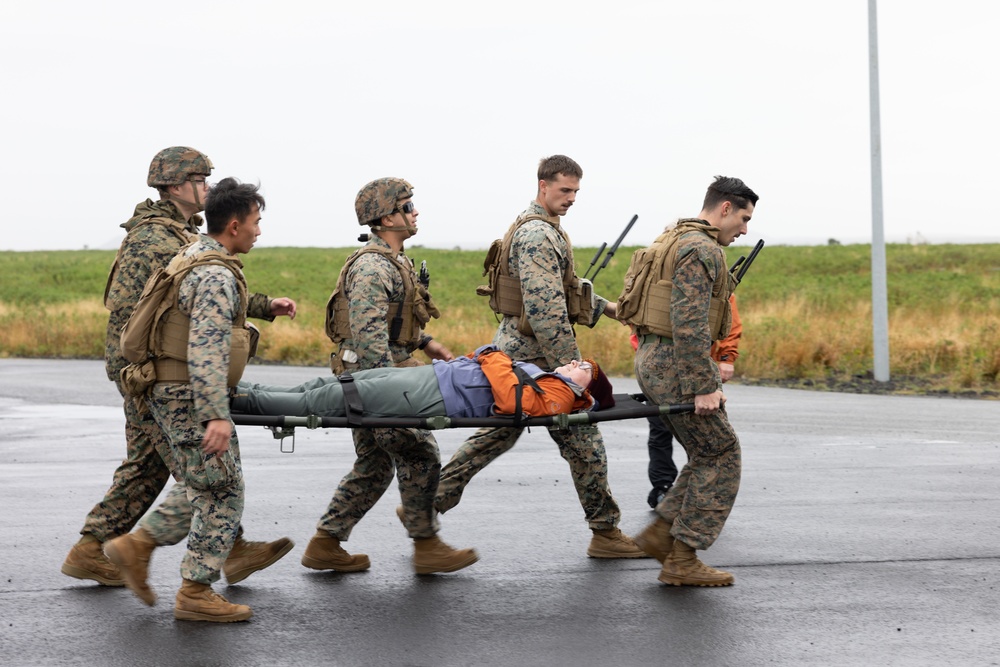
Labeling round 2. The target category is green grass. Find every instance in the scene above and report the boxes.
[2,242,998,396]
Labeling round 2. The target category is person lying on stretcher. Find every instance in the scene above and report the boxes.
[230,345,615,419]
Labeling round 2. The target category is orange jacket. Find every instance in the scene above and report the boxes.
[477,350,591,416]
[711,295,741,364]
[629,294,742,364]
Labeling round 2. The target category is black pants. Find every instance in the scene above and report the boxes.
[647,415,678,490]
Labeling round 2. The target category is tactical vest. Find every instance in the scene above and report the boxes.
[120,248,255,392]
[103,215,196,310]
[617,219,734,341]
[476,214,594,333]
[325,245,440,347]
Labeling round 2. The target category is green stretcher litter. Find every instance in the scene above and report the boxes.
[232,392,694,453]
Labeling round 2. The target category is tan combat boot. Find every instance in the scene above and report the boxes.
[103,527,158,605]
[633,517,675,563]
[223,536,295,584]
[300,530,371,572]
[587,528,651,559]
[412,536,478,574]
[658,540,735,587]
[61,535,124,586]
[174,579,252,622]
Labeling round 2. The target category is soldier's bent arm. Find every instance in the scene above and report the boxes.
[671,240,725,396]
[247,292,277,321]
[514,225,580,368]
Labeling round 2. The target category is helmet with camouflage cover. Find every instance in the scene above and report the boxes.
[147,146,214,188]
[355,178,414,226]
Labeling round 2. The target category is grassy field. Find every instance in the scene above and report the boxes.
[1,242,998,397]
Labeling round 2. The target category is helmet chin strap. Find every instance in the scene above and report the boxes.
[370,208,417,235]
[169,180,204,213]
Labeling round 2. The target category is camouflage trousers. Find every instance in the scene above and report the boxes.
[318,427,441,541]
[79,377,178,542]
[140,384,244,584]
[435,424,622,531]
[635,339,741,551]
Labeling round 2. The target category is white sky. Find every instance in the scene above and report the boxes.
[1,0,998,252]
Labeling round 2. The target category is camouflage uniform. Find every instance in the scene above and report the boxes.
[635,226,741,550]
[79,199,273,543]
[319,234,441,540]
[435,202,621,530]
[139,235,248,584]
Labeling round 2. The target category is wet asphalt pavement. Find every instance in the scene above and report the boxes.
[0,358,998,666]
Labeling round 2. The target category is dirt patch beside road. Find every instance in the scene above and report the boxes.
[742,372,999,400]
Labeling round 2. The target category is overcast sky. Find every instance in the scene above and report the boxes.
[2,0,997,253]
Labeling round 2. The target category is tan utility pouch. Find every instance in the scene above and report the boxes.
[227,326,254,387]
[640,281,673,337]
[493,274,524,317]
[617,243,660,323]
[565,276,595,327]
[330,348,347,375]
[120,360,157,397]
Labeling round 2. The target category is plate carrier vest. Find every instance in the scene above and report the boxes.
[120,248,255,390]
[325,245,439,347]
[476,214,594,334]
[617,219,734,341]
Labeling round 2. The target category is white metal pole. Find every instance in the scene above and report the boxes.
[868,0,891,381]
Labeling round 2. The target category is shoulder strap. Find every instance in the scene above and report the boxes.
[499,214,553,269]
[511,363,545,428]
[140,215,195,244]
[503,214,576,286]
[168,249,247,323]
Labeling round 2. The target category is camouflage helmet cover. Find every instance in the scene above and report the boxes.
[355,177,414,225]
[147,146,214,187]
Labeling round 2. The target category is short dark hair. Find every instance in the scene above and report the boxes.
[538,155,583,182]
[702,175,759,212]
[204,178,266,234]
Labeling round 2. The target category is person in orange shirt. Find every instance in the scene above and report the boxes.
[230,345,615,420]
[632,295,742,508]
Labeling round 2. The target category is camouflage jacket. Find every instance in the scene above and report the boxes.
[671,229,728,396]
[176,236,246,424]
[104,198,274,382]
[342,235,431,370]
[493,201,608,369]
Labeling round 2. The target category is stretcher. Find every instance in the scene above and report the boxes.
[232,392,694,453]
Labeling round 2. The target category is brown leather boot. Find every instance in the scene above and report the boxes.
[633,517,675,563]
[412,535,478,574]
[658,540,735,587]
[103,528,158,605]
[223,536,295,584]
[61,535,124,586]
[174,580,252,622]
[587,528,651,558]
[300,530,371,572]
